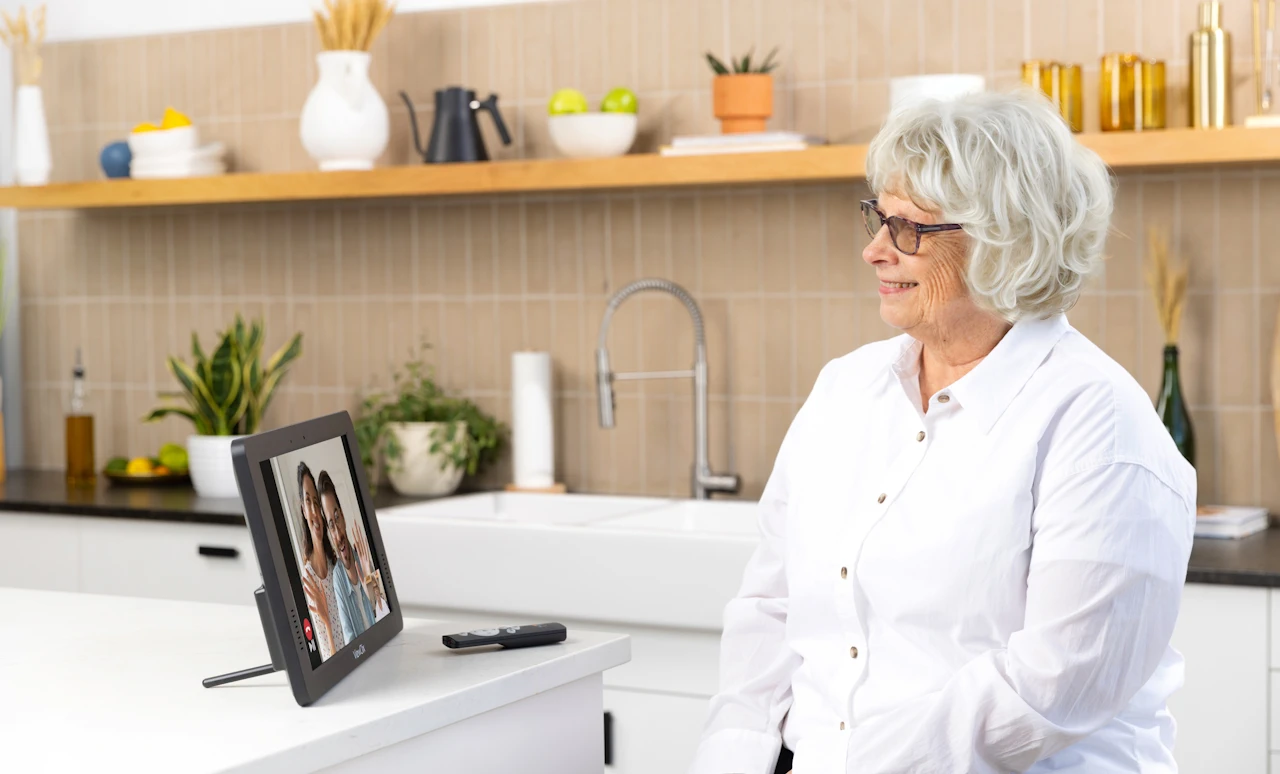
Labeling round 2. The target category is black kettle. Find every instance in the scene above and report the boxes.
[400,87,512,164]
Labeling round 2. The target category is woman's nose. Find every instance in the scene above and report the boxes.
[862,224,898,267]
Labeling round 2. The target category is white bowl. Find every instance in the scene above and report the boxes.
[888,74,986,113]
[548,113,637,158]
[128,125,199,159]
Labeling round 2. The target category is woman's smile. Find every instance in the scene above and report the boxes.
[879,279,918,295]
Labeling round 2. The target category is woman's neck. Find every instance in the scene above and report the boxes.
[915,313,1011,408]
[310,547,329,577]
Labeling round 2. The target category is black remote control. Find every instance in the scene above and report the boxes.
[442,623,567,650]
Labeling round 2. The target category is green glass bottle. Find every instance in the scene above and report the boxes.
[1156,344,1195,466]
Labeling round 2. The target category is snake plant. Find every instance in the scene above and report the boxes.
[705,46,780,75]
[145,314,303,436]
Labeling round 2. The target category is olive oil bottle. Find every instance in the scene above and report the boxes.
[65,348,95,488]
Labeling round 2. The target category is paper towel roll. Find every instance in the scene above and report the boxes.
[511,351,555,489]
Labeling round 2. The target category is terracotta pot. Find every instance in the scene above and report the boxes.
[712,74,773,133]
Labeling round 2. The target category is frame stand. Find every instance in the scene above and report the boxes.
[202,585,286,688]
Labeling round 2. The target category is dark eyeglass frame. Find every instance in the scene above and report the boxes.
[860,199,965,256]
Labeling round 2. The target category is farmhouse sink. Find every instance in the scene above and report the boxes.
[594,499,760,536]
[378,491,671,526]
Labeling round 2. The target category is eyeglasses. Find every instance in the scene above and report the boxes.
[860,199,965,256]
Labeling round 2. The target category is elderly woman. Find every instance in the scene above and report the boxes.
[689,90,1196,774]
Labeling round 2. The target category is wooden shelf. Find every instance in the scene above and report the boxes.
[0,126,1276,210]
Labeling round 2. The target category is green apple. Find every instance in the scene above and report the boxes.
[548,88,589,115]
[601,87,639,114]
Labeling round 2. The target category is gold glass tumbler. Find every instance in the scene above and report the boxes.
[1140,59,1167,129]
[1023,60,1084,132]
[1101,53,1140,131]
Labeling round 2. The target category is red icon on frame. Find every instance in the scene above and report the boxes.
[303,618,313,641]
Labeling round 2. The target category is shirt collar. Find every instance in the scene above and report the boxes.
[892,314,1070,434]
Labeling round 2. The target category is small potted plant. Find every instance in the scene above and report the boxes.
[144,315,303,498]
[354,347,506,497]
[706,46,780,134]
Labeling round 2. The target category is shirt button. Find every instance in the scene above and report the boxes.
[840,566,848,579]
[916,431,925,442]
[850,646,859,658]
[877,493,886,504]
[840,721,846,731]
[937,394,950,404]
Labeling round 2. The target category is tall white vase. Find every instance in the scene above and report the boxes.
[14,85,50,186]
[187,434,246,499]
[299,51,389,171]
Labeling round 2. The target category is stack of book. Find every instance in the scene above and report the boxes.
[659,132,826,157]
[1194,505,1270,539]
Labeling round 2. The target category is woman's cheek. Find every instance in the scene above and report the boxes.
[919,250,967,311]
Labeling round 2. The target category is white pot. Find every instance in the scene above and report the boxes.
[299,51,389,172]
[187,434,246,499]
[14,85,50,186]
[384,422,466,498]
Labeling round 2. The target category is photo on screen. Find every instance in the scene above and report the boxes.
[269,436,391,666]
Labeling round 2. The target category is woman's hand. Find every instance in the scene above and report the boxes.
[302,570,330,629]
[352,525,376,579]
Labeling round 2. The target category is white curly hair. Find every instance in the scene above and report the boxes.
[865,89,1114,321]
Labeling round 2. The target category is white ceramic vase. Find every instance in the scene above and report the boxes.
[14,85,50,186]
[384,422,466,497]
[187,434,246,499]
[299,51,389,171]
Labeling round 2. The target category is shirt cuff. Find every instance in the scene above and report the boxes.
[687,729,783,774]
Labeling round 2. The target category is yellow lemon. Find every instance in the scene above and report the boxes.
[160,107,192,129]
[125,457,154,475]
[132,122,160,133]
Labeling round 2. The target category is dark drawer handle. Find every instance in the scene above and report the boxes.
[198,545,239,559]
[604,711,613,766]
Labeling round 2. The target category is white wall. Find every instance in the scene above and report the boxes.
[0,0,544,43]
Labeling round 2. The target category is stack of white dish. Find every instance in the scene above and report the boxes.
[127,125,226,179]
[1194,505,1269,539]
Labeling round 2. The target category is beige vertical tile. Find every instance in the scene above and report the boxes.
[582,199,609,294]
[1106,182,1141,290]
[794,189,826,292]
[856,0,887,80]
[577,0,606,96]
[667,0,700,90]
[697,0,726,63]
[584,398,618,491]
[339,299,367,388]
[97,40,125,127]
[1217,292,1256,405]
[338,206,367,297]
[634,0,666,93]
[551,298,586,392]
[184,31,216,122]
[365,206,394,297]
[731,399,767,499]
[824,81,856,144]
[956,0,991,74]
[142,36,168,123]
[852,78,889,141]
[793,84,824,136]
[795,298,825,394]
[991,0,1026,72]
[820,0,854,82]
[788,0,823,83]
[669,195,700,293]
[1070,293,1104,344]
[72,41,96,128]
[440,205,468,296]
[1105,294,1142,379]
[699,194,732,293]
[762,299,793,399]
[1217,410,1257,505]
[548,199,580,295]
[761,190,792,292]
[1065,2,1099,70]
[1262,409,1280,514]
[259,27,287,117]
[414,204,442,297]
[729,192,763,293]
[637,198,668,279]
[494,201,523,295]
[490,4,521,100]
[497,301,525,390]
[1180,293,1216,406]
[1141,0,1177,62]
[385,205,413,298]
[469,300,500,391]
[922,0,958,72]
[1104,0,1139,54]
[639,394,673,495]
[887,0,921,76]
[1218,176,1256,290]
[364,299,391,390]
[604,0,637,90]
[464,8,492,91]
[699,297,730,394]
[606,198,637,291]
[1028,0,1066,62]
[1261,177,1280,287]
[212,30,241,119]
[828,297,859,358]
[1261,293,1280,405]
[765,400,796,469]
[471,203,498,296]
[282,24,316,114]
[826,187,860,293]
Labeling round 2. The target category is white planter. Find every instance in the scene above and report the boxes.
[385,422,465,498]
[299,51,389,171]
[187,434,246,499]
[14,85,50,186]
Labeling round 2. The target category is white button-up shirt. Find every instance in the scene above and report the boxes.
[689,314,1196,774]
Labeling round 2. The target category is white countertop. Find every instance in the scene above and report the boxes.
[0,588,629,773]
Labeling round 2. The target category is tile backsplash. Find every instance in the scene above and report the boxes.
[17,0,1280,509]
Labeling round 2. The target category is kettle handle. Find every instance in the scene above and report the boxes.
[399,91,428,159]
[476,94,513,147]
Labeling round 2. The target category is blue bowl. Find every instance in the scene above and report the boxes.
[100,141,131,179]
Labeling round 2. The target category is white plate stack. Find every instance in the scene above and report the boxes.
[127,125,227,179]
[1194,505,1269,539]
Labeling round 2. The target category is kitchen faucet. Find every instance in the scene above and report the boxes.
[595,278,740,500]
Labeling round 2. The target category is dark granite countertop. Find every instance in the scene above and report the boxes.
[1186,526,1280,587]
[0,470,429,526]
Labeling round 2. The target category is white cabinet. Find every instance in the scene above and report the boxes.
[78,518,258,605]
[603,689,709,774]
[1169,584,1269,774]
[0,513,80,591]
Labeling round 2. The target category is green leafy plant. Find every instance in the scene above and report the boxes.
[354,346,506,490]
[705,46,780,75]
[144,314,303,435]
